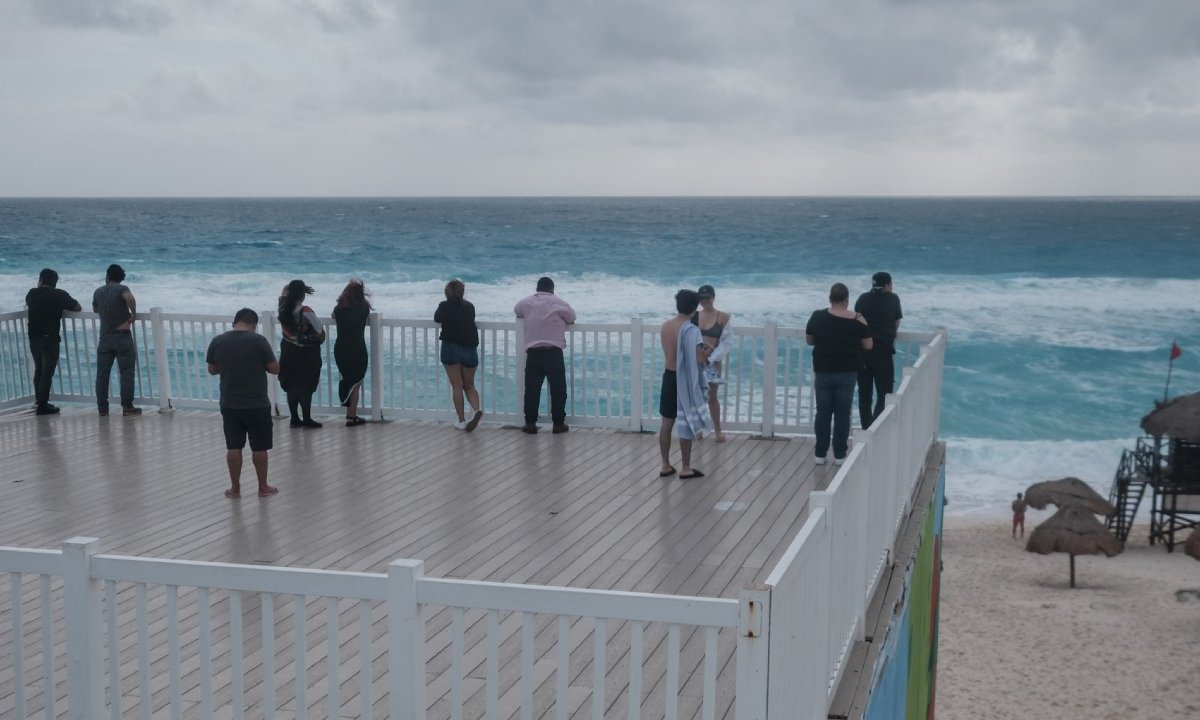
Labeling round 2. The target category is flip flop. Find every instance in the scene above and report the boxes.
[346,416,367,426]
[224,490,241,499]
[258,487,279,498]
[659,467,677,477]
[679,470,705,479]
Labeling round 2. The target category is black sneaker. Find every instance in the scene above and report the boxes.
[552,423,569,434]
[521,423,538,434]
[122,406,142,416]
[302,419,323,429]
[35,404,61,415]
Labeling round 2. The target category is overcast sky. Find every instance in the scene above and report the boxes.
[3,0,1199,196]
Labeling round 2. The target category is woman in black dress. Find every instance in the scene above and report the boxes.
[278,279,325,428]
[333,279,371,426]
[805,283,872,465]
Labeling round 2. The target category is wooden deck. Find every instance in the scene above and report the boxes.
[1,407,830,720]
[0,407,826,593]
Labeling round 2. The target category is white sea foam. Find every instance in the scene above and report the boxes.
[4,272,1197,345]
[944,436,1133,519]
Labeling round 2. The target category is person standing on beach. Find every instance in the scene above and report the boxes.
[658,289,713,479]
[278,280,325,428]
[854,271,902,429]
[92,263,141,416]
[806,283,872,465]
[333,280,371,427]
[436,279,484,431]
[25,268,82,415]
[694,284,733,442]
[206,308,279,499]
[1012,492,1026,538]
[514,276,576,434]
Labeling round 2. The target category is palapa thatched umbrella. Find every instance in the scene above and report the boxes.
[1026,504,1123,588]
[1024,477,1116,517]
[1141,391,1200,442]
[1186,529,1200,562]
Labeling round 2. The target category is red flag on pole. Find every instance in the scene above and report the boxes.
[1171,342,1182,360]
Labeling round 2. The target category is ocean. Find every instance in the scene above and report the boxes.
[2,197,1198,517]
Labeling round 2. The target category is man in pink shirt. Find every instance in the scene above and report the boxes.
[514,277,577,434]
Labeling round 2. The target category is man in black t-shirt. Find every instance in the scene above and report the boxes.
[206,308,280,499]
[25,268,82,415]
[854,271,903,429]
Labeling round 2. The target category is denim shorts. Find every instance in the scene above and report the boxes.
[440,341,479,368]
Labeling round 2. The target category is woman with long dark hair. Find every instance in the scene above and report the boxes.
[333,279,371,426]
[434,278,483,431]
[278,279,325,428]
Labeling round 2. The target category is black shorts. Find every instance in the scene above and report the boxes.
[659,370,677,419]
[221,407,273,451]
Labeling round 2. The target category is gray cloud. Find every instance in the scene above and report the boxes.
[30,0,170,33]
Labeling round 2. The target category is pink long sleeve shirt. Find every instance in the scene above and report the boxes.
[513,292,576,350]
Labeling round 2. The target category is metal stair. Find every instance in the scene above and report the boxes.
[1107,444,1154,542]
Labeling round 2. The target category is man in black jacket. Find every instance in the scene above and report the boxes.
[25,268,82,415]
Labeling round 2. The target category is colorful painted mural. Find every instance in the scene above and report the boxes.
[864,461,945,720]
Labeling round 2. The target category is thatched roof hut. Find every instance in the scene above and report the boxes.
[1141,391,1200,442]
[1025,477,1116,517]
[1026,504,1123,588]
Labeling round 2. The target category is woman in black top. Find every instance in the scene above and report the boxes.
[434,279,483,431]
[805,283,872,465]
[278,279,325,428]
[333,279,371,426]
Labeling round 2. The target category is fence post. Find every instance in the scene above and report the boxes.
[761,321,778,438]
[150,307,172,411]
[629,317,643,432]
[63,537,103,720]
[736,584,771,720]
[260,310,281,416]
[515,318,526,419]
[370,311,384,421]
[388,559,426,720]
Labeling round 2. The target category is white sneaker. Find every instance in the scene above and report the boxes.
[814,456,827,465]
[834,458,845,466]
[453,421,467,431]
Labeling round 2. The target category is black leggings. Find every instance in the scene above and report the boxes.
[287,392,314,423]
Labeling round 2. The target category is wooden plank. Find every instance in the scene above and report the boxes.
[0,408,829,719]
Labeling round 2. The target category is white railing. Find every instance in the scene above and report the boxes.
[1,313,945,720]
[763,329,944,720]
[1,308,929,437]
[1,537,766,720]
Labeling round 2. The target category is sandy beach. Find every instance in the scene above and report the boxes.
[937,517,1200,720]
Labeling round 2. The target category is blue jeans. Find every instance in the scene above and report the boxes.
[814,371,856,459]
[96,332,137,410]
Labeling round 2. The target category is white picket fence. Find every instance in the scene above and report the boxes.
[0,309,929,436]
[0,308,945,719]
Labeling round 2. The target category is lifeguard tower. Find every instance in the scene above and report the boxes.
[1107,391,1200,551]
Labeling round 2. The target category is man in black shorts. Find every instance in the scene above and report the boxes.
[206,308,280,499]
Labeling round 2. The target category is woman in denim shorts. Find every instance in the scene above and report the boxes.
[434,279,483,431]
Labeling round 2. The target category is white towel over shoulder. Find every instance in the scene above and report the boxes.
[676,322,712,440]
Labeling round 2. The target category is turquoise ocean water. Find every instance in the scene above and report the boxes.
[2,197,1198,515]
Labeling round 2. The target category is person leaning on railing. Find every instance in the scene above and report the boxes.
[514,276,576,434]
[92,263,141,416]
[435,279,484,432]
[25,268,82,415]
